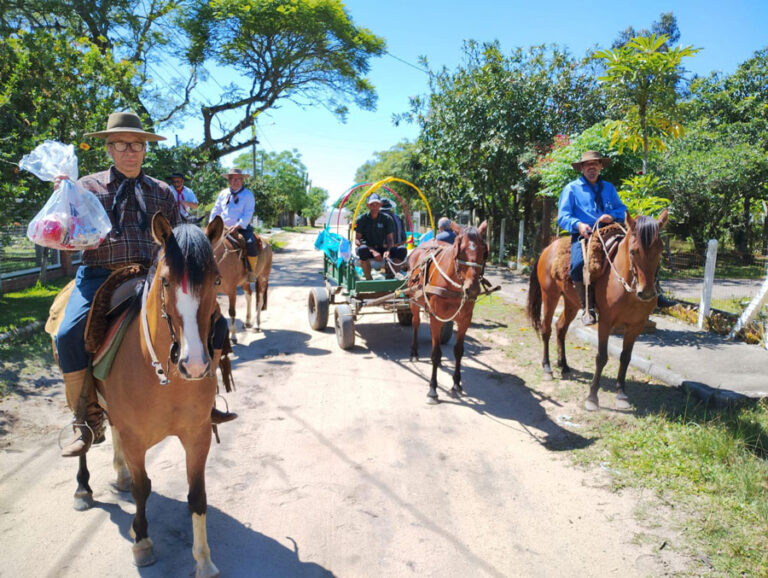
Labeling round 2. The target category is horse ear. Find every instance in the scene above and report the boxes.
[206,216,224,245]
[658,209,669,230]
[625,212,635,230]
[477,221,488,236]
[151,212,173,246]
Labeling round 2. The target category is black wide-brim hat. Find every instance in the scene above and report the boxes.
[84,112,166,142]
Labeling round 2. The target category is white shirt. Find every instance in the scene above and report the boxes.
[209,187,255,229]
[172,185,198,218]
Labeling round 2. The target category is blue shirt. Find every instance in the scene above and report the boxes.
[557,176,626,234]
[209,186,255,229]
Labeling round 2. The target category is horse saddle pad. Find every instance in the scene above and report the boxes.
[551,224,625,282]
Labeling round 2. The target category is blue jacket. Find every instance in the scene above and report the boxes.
[557,176,626,234]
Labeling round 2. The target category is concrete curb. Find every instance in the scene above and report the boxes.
[570,326,754,408]
[0,320,44,343]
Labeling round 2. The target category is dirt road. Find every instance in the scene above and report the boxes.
[0,232,690,577]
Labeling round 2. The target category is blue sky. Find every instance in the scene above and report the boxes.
[165,0,768,200]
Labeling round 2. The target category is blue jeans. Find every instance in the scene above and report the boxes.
[570,234,585,283]
[56,266,229,373]
[56,266,111,373]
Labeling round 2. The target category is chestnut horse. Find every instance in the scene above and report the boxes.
[214,230,272,342]
[76,214,224,577]
[407,222,489,403]
[527,210,668,411]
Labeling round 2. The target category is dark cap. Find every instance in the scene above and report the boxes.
[168,172,185,180]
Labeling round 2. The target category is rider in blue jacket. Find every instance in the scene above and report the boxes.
[557,151,627,325]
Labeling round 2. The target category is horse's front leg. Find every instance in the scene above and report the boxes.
[74,454,93,511]
[244,282,254,329]
[615,323,644,410]
[450,311,472,398]
[181,427,218,578]
[539,289,560,380]
[409,303,420,361]
[585,321,610,411]
[122,437,155,567]
[427,316,442,404]
[228,289,238,344]
[111,426,132,493]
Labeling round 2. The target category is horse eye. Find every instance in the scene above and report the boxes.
[215,277,221,286]
[161,277,169,287]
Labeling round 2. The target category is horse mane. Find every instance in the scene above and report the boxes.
[164,224,215,292]
[462,226,482,244]
[634,216,659,250]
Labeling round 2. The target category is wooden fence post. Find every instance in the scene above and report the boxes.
[728,256,768,341]
[516,219,525,270]
[698,239,718,329]
[498,219,505,264]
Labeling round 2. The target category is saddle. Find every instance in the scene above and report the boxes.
[225,230,264,272]
[551,224,625,282]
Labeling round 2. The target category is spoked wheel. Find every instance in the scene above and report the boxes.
[335,304,355,350]
[396,309,413,326]
[440,320,454,344]
[308,287,329,330]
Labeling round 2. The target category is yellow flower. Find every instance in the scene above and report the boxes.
[79,142,91,151]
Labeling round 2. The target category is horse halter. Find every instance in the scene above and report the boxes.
[596,222,656,298]
[140,274,182,385]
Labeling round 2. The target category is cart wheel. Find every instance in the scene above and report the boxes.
[308,287,329,330]
[396,310,413,326]
[440,320,454,344]
[335,304,355,350]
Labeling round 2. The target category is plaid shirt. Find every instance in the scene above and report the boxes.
[80,167,181,267]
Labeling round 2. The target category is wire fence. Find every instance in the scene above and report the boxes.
[0,223,83,280]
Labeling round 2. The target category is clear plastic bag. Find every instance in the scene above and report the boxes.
[21,141,111,250]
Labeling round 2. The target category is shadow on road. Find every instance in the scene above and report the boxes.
[92,492,335,577]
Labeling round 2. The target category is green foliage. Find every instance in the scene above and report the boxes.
[533,122,643,198]
[232,149,308,226]
[0,28,140,226]
[183,0,386,158]
[354,140,422,201]
[618,174,670,217]
[0,276,71,333]
[594,34,699,172]
[403,40,604,230]
[302,186,329,225]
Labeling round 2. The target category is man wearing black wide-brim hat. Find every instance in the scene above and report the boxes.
[557,151,627,325]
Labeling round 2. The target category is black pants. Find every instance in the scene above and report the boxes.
[357,244,407,262]
[239,226,258,257]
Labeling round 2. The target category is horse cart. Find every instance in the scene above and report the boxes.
[308,177,453,350]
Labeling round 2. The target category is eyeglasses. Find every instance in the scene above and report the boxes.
[108,141,146,152]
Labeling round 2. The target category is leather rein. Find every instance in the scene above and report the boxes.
[594,221,656,298]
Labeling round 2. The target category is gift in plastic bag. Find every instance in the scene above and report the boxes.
[21,141,111,250]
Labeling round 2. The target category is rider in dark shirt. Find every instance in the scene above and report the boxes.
[354,193,407,279]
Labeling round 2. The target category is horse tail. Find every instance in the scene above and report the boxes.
[527,256,543,335]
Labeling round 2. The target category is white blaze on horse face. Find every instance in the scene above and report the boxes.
[175,286,208,378]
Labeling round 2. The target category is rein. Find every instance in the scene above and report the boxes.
[214,236,242,266]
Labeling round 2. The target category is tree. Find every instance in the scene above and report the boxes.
[594,34,699,174]
[612,11,680,49]
[302,186,329,226]
[403,41,604,238]
[183,0,386,160]
[0,29,139,226]
[354,140,422,203]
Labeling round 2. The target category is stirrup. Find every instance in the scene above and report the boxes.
[58,421,95,457]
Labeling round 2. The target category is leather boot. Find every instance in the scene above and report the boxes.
[574,281,597,326]
[360,259,373,280]
[246,255,259,282]
[210,349,237,424]
[61,369,104,458]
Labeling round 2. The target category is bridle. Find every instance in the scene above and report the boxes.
[215,235,242,266]
[594,221,658,298]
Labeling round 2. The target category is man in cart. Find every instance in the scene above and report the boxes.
[354,193,407,280]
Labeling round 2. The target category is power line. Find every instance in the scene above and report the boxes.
[385,51,430,75]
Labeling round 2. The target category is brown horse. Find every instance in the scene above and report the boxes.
[527,210,668,411]
[407,222,489,403]
[214,230,273,342]
[75,214,224,576]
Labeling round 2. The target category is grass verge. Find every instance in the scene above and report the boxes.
[0,278,71,334]
[473,298,768,576]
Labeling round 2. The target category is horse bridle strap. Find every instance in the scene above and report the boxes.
[141,277,170,385]
[594,221,640,294]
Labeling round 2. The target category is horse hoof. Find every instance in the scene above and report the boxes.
[245,322,253,328]
[450,387,463,398]
[615,395,631,410]
[542,371,554,382]
[132,538,156,567]
[196,560,220,578]
[426,396,439,405]
[584,398,600,412]
[73,491,93,511]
